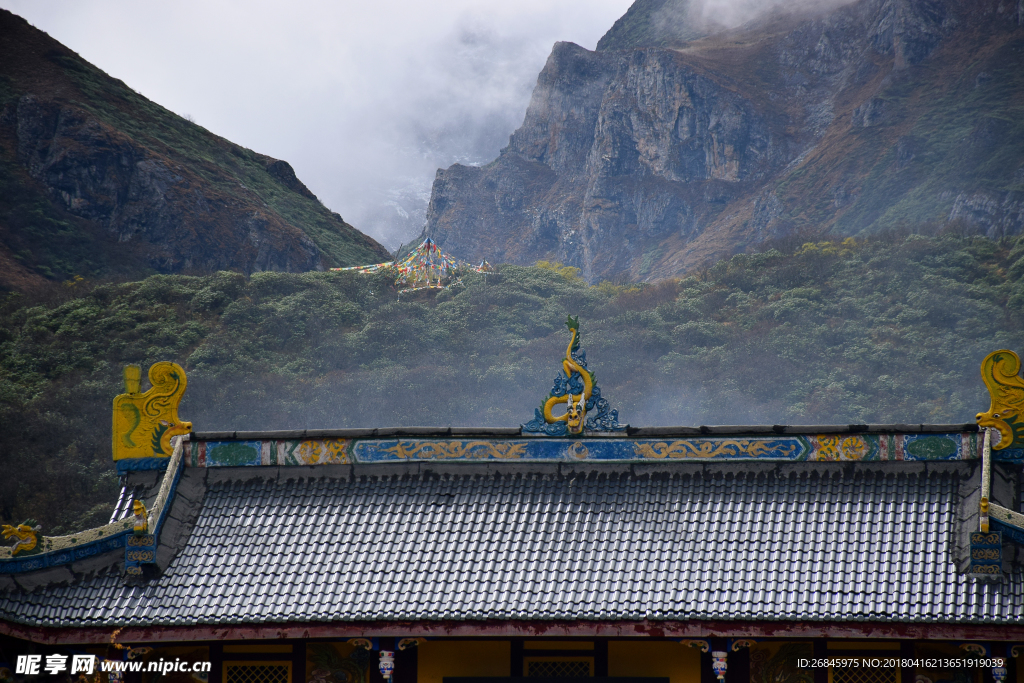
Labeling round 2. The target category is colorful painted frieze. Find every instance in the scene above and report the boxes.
[811,432,977,462]
[190,439,350,467]
[186,432,979,466]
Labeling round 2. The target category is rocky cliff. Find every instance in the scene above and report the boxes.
[0,10,390,291]
[424,0,1024,281]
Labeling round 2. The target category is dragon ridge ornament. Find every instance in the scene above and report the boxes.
[522,315,626,436]
[112,362,192,462]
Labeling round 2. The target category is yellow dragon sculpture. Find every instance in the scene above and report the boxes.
[541,315,594,435]
[977,349,1024,450]
[2,520,41,556]
[112,362,192,461]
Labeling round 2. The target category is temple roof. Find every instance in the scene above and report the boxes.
[1,454,1021,633]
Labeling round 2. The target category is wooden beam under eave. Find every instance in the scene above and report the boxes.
[3,619,1024,646]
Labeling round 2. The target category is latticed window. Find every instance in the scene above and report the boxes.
[831,662,898,683]
[224,663,291,683]
[526,660,592,678]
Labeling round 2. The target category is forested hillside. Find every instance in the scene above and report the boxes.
[2,230,1022,533]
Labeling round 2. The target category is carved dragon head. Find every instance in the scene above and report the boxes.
[566,393,586,434]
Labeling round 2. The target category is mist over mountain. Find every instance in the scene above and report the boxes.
[0,9,390,291]
[336,12,629,252]
[423,0,1024,282]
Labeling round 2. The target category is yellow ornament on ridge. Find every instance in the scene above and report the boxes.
[2,520,41,556]
[977,349,1024,450]
[112,362,192,461]
[132,500,149,535]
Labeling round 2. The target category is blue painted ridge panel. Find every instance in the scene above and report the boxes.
[994,448,1024,463]
[0,530,129,573]
[183,433,979,464]
[993,518,1024,545]
[354,436,807,462]
[115,457,170,475]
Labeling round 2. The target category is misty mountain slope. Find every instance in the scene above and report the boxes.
[596,0,709,51]
[3,231,1023,531]
[0,10,390,291]
[423,0,1024,282]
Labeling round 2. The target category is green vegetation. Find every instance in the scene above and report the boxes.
[2,231,1023,533]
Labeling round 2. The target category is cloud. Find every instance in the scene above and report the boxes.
[670,0,857,35]
[2,0,634,251]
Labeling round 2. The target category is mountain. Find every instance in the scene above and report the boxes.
[0,10,390,291]
[422,0,1024,282]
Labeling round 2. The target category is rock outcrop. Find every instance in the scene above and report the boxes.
[424,0,1024,281]
[0,10,390,289]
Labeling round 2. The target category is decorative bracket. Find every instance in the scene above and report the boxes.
[347,638,373,651]
[679,640,710,653]
[729,639,757,652]
[398,638,425,650]
[959,643,990,657]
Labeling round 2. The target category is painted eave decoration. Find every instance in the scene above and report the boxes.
[187,428,982,467]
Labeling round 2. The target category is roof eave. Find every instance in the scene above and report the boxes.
[5,617,1024,645]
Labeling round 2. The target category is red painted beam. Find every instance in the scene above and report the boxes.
[3,618,1024,645]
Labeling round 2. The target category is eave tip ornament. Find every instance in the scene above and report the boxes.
[2,520,41,556]
[977,349,1024,450]
[113,362,192,461]
[522,315,626,436]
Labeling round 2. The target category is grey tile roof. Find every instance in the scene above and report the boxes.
[1,464,1022,627]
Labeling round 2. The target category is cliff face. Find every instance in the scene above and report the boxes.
[0,10,390,290]
[424,0,1024,281]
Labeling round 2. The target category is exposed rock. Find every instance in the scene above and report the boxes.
[949,191,1024,238]
[425,0,1024,281]
[427,42,788,281]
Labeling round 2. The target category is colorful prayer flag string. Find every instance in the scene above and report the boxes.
[331,238,491,292]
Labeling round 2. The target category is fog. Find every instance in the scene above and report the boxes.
[696,0,855,28]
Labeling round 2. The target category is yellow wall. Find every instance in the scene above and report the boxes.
[609,641,701,683]
[418,641,511,683]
